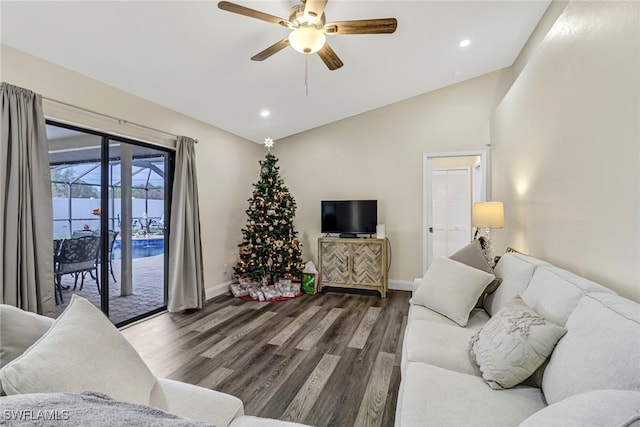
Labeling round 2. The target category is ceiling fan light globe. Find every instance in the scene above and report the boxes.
[289,26,326,54]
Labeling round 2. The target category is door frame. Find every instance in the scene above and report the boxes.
[423,150,487,275]
[473,160,483,204]
[47,119,173,326]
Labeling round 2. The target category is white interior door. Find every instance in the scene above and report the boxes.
[423,151,487,274]
[431,168,471,259]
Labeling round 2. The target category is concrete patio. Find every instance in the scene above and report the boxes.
[54,254,166,325]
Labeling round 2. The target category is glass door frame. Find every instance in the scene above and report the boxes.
[47,119,174,326]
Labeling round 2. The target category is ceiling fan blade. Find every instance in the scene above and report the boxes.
[304,0,328,21]
[324,18,398,35]
[251,38,290,61]
[218,1,290,27]
[317,43,343,70]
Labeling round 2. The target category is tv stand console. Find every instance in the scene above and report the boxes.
[318,237,388,298]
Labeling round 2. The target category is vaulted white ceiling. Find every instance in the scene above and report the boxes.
[1,1,550,143]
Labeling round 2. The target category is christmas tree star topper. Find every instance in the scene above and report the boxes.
[264,137,275,150]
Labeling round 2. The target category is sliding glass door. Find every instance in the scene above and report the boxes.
[48,121,173,326]
[107,139,171,324]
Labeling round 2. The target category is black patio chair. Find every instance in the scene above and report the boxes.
[55,236,101,297]
[92,230,119,282]
[53,238,63,305]
[71,230,94,238]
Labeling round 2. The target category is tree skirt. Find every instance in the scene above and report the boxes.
[239,291,304,302]
[231,281,303,302]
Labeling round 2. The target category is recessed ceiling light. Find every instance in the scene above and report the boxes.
[260,110,270,118]
[452,71,462,77]
[459,39,471,48]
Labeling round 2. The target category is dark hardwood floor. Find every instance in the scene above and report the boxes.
[121,289,411,427]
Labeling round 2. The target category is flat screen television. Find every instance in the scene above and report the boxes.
[321,200,377,237]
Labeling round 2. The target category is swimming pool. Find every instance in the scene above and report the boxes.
[111,237,164,259]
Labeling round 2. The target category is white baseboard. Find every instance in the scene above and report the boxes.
[388,280,413,292]
[205,280,232,301]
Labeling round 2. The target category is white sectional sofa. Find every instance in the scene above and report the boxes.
[396,250,640,427]
[0,295,310,427]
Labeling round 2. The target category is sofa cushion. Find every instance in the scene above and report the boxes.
[484,253,550,316]
[396,362,546,427]
[404,319,479,377]
[542,292,640,405]
[151,377,243,426]
[229,416,313,427]
[0,295,157,405]
[408,304,490,331]
[519,390,640,427]
[412,256,495,327]
[449,238,502,308]
[0,304,54,368]
[521,265,615,326]
[470,297,566,390]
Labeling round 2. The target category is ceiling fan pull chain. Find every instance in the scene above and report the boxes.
[305,54,309,96]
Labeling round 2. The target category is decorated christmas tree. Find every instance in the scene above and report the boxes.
[234,138,304,284]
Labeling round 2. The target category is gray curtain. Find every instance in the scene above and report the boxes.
[168,136,204,312]
[1,83,55,316]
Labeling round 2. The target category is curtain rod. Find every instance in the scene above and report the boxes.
[42,96,198,143]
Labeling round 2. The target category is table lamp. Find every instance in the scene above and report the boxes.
[472,202,504,266]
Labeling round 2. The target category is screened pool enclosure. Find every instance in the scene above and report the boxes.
[51,152,167,244]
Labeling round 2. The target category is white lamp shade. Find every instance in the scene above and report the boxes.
[472,202,504,228]
[288,26,326,54]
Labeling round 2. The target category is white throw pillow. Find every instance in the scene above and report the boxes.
[470,297,567,390]
[412,256,495,327]
[0,304,54,368]
[449,239,502,308]
[0,295,157,405]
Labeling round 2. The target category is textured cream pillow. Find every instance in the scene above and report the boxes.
[0,295,157,405]
[470,297,567,390]
[412,256,495,326]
